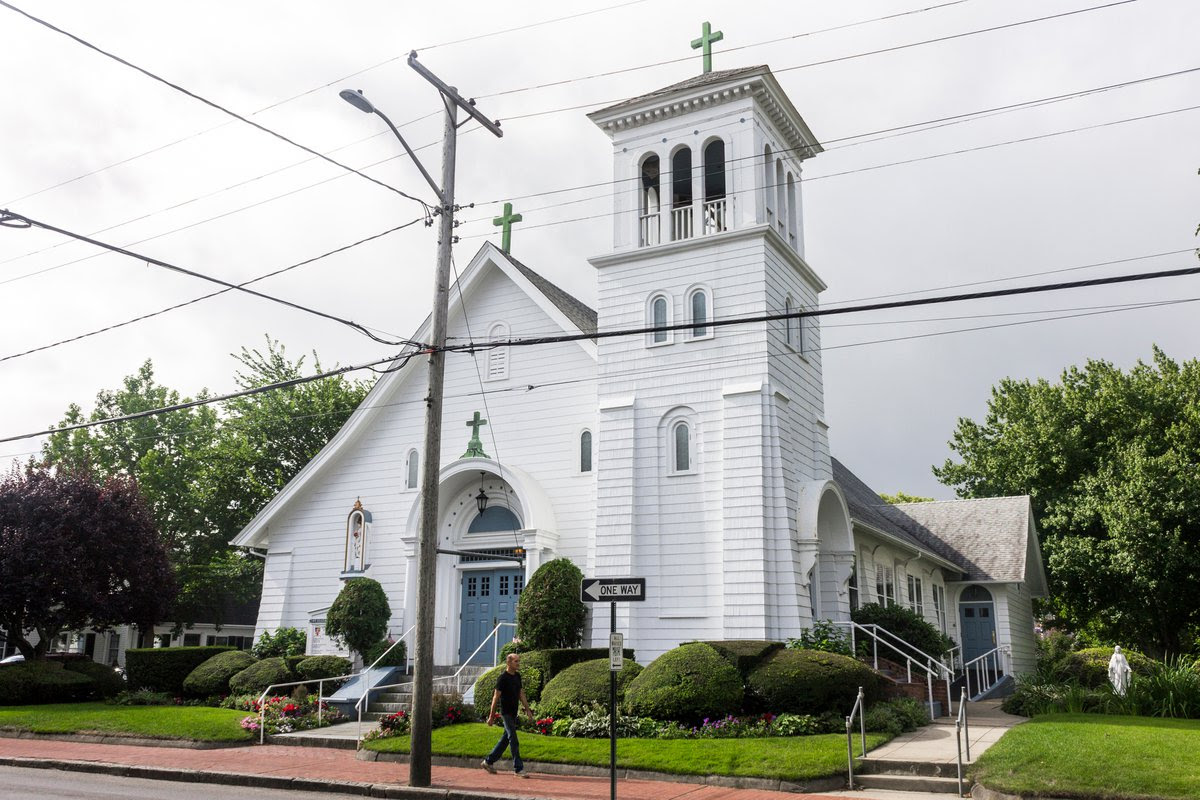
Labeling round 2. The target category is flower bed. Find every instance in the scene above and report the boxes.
[223,693,346,735]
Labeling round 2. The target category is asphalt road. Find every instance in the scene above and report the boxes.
[0,765,370,799]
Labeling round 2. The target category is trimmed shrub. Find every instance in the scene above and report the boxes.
[285,655,307,674]
[182,650,256,697]
[296,655,353,683]
[1058,647,1155,688]
[516,558,586,650]
[538,658,643,718]
[701,640,783,678]
[472,665,544,718]
[746,647,883,715]
[251,627,307,658]
[63,660,125,699]
[0,660,95,705]
[229,656,293,696]
[851,603,954,661]
[364,639,407,668]
[125,646,234,693]
[520,648,635,685]
[325,578,391,659]
[623,643,743,722]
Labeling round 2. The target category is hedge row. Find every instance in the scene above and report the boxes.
[0,661,97,705]
[125,646,234,694]
[624,643,743,721]
[538,658,643,718]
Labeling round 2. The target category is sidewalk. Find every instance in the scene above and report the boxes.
[0,737,857,800]
[862,701,1025,764]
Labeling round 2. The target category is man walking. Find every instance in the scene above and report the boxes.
[481,652,535,777]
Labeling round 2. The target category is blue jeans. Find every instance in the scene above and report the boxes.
[485,713,523,772]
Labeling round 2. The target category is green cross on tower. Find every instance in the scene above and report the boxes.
[691,21,724,74]
[492,202,522,254]
[462,411,489,459]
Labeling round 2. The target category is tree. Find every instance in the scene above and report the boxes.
[879,492,934,504]
[517,558,586,649]
[325,578,391,660]
[933,348,1200,655]
[0,464,175,659]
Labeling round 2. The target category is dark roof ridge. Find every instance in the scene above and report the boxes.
[499,248,597,336]
[889,495,1029,506]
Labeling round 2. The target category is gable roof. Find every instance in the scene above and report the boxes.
[592,65,772,116]
[230,243,596,549]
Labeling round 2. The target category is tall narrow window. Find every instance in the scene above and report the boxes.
[775,160,786,236]
[786,172,797,246]
[405,450,419,490]
[763,145,774,222]
[907,575,925,616]
[703,139,726,234]
[784,297,794,346]
[486,322,508,380]
[848,565,860,611]
[671,148,693,208]
[673,421,691,472]
[650,295,669,344]
[640,154,661,247]
[875,565,895,606]
[932,584,947,633]
[580,430,593,473]
[690,290,708,338]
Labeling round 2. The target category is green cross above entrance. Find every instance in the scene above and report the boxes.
[492,202,522,254]
[463,411,489,458]
[691,21,724,74]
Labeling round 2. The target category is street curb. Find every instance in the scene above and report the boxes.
[0,728,251,749]
[357,748,847,794]
[0,756,521,800]
[973,782,1076,800]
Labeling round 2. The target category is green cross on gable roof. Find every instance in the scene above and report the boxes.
[691,21,724,74]
[463,411,489,459]
[492,202,522,254]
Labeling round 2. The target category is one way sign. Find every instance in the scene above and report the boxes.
[581,577,647,602]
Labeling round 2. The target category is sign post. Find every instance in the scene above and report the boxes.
[581,577,646,800]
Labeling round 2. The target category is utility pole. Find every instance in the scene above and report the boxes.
[404,52,503,787]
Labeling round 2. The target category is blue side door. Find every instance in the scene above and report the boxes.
[459,569,524,665]
[959,602,996,662]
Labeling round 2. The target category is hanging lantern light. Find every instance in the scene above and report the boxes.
[475,472,489,515]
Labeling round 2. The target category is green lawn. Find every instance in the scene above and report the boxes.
[365,723,889,781]
[0,703,252,743]
[971,714,1200,800]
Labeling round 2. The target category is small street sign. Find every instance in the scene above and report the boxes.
[609,632,624,671]
[581,577,647,602]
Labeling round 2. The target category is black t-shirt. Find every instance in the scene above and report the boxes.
[495,670,522,716]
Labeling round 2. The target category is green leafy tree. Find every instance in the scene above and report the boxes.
[934,348,1200,655]
[516,558,586,649]
[325,578,391,660]
[879,492,934,504]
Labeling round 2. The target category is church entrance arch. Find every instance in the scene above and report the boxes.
[797,480,855,625]
[958,585,996,662]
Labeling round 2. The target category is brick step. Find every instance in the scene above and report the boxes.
[857,759,961,778]
[853,774,962,793]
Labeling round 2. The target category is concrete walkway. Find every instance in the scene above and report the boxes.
[861,701,1025,765]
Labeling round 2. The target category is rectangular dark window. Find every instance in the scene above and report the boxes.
[480,576,491,597]
[183,633,200,647]
[467,577,477,598]
[499,575,509,596]
[980,608,989,618]
[965,608,975,618]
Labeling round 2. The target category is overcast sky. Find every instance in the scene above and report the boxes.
[1,0,1197,499]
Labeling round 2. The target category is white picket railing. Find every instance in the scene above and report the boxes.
[639,212,660,246]
[702,198,727,234]
[671,205,694,241]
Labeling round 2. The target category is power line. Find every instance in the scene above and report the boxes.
[418,0,654,51]
[0,218,424,365]
[0,209,422,348]
[0,0,433,212]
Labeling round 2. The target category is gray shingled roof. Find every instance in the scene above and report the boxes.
[876,497,1033,584]
[591,65,770,117]
[503,251,597,335]
[832,458,953,560]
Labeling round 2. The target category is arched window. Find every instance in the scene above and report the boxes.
[671,147,694,241]
[468,506,522,534]
[405,449,419,489]
[344,499,369,573]
[763,145,774,223]
[703,139,726,234]
[580,430,593,472]
[784,297,794,347]
[486,322,508,380]
[639,154,661,247]
[775,159,786,237]
[786,172,797,247]
[648,294,670,345]
[672,421,691,472]
[689,289,709,338]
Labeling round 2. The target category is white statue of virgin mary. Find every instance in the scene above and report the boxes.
[1108,645,1132,696]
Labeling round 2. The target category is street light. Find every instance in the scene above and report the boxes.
[338,88,442,204]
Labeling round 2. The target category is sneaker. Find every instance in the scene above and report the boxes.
[515,770,528,779]
[481,761,496,774]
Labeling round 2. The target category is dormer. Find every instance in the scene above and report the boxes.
[588,65,822,257]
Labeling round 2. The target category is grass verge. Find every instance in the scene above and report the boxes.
[364,723,890,781]
[0,702,252,742]
[970,714,1200,800]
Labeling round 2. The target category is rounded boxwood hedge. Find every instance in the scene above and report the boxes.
[746,647,883,715]
[296,655,353,683]
[364,639,407,668]
[471,664,544,718]
[623,643,742,722]
[182,650,257,697]
[1058,647,1155,688]
[538,658,642,718]
[229,656,293,696]
[0,660,95,705]
[125,645,235,693]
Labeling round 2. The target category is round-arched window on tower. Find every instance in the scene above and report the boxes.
[469,506,522,534]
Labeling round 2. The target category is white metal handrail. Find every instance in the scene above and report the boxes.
[832,621,953,719]
[844,686,867,789]
[963,645,1008,700]
[955,687,970,796]
[352,625,418,742]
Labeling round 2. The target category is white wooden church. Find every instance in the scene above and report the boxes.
[232,62,1047,677]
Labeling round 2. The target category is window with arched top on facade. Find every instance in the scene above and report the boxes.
[703,139,726,234]
[763,145,774,224]
[689,288,709,338]
[580,430,593,473]
[344,499,369,573]
[486,322,508,380]
[786,172,797,247]
[648,293,671,345]
[775,160,786,238]
[405,449,419,490]
[639,154,661,247]
[672,420,691,472]
[671,147,694,241]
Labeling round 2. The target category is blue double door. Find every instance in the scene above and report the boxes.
[459,569,524,665]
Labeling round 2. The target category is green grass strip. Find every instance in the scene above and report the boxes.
[970,714,1200,800]
[364,723,890,781]
[0,702,252,742]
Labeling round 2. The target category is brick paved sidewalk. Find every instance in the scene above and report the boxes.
[0,737,853,800]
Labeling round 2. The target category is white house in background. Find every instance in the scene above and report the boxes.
[231,64,1047,676]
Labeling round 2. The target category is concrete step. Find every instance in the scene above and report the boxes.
[374,692,412,703]
[854,774,962,793]
[370,702,409,714]
[858,759,960,778]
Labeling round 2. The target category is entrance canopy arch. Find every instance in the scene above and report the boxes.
[797,480,855,622]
